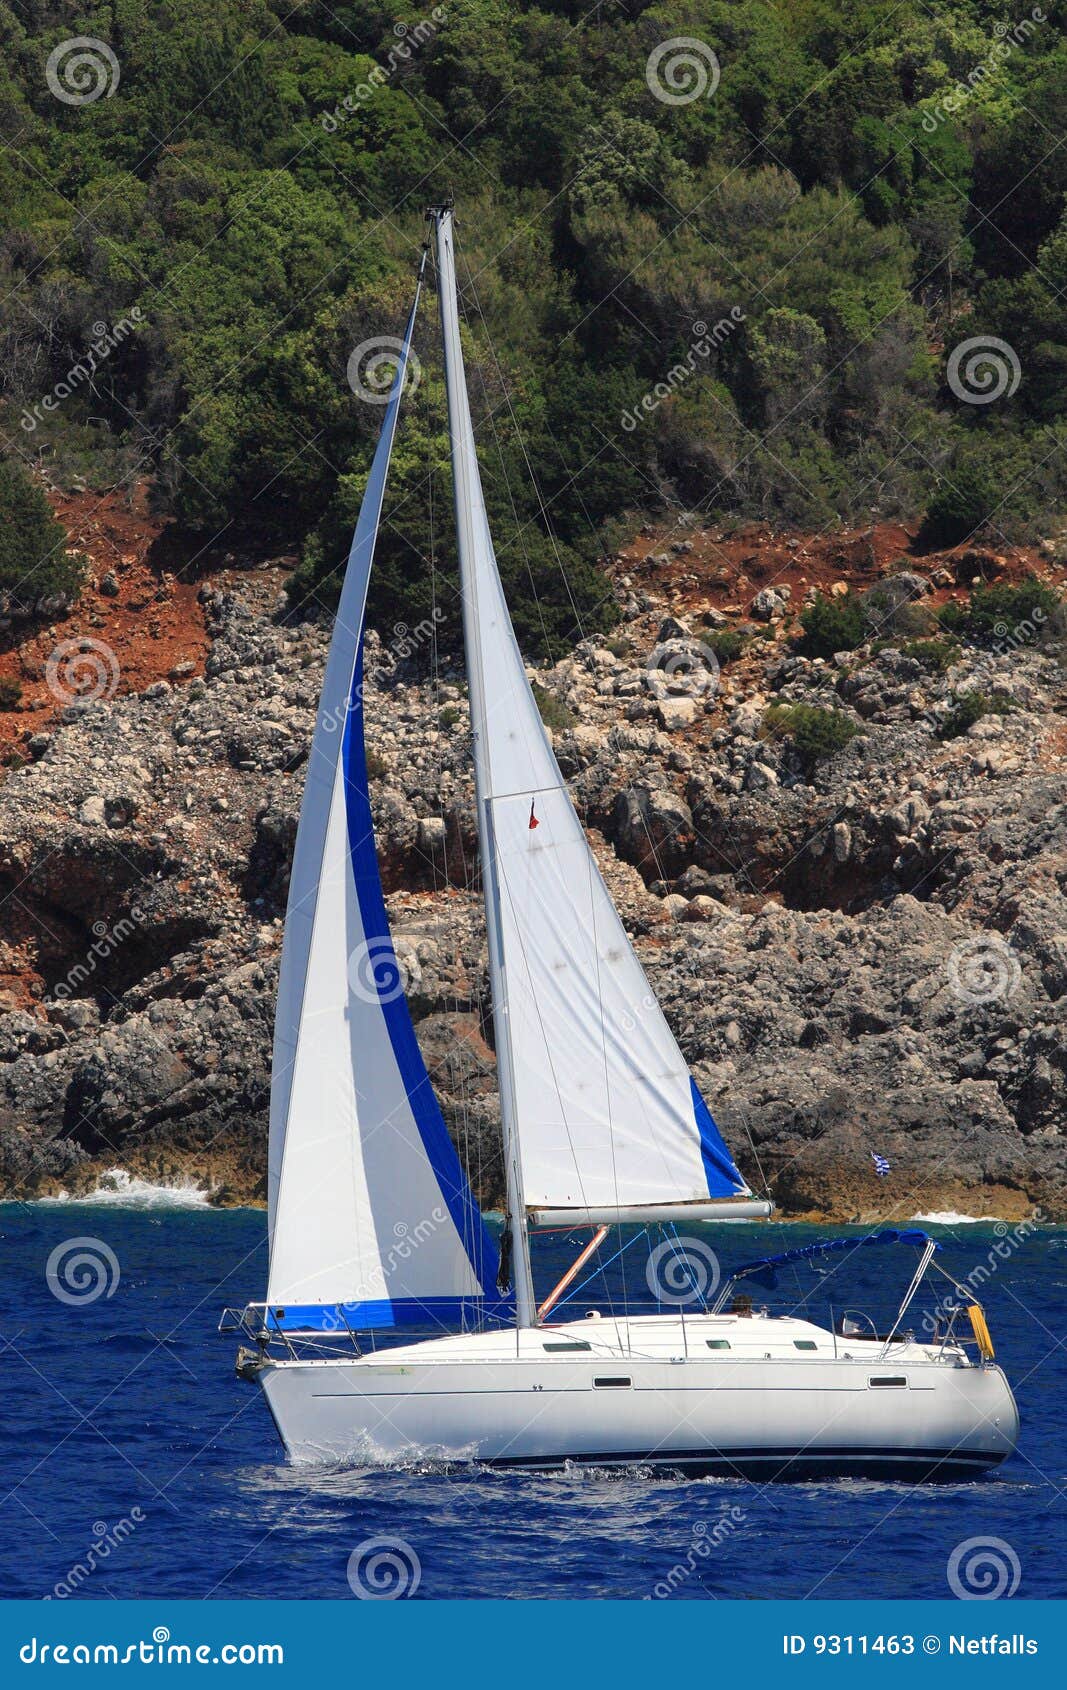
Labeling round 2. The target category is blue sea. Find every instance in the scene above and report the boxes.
[1,1199,1063,1601]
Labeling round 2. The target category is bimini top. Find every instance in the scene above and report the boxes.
[731,1229,936,1289]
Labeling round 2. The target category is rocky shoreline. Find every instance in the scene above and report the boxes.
[1,512,1065,1222]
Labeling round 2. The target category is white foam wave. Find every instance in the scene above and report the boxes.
[910,1210,1000,1225]
[38,1168,215,1209]
[289,1427,485,1473]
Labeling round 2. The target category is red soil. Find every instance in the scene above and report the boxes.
[3,485,1065,766]
[0,485,210,755]
[611,517,1067,626]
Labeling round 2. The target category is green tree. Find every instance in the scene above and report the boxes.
[0,462,77,608]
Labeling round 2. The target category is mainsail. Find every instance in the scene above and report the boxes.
[267,211,764,1338]
[433,207,760,1249]
[266,256,503,1330]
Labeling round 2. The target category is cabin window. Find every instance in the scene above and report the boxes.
[543,1340,591,1353]
[593,1376,632,1389]
[869,1375,908,1389]
[706,1339,731,1350]
[793,1340,817,1351]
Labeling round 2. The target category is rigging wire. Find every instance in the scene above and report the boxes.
[549,1228,650,1318]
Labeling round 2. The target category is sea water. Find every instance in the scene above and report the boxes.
[0,1200,1062,1600]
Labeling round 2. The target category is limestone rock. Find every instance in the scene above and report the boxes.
[0,567,1063,1219]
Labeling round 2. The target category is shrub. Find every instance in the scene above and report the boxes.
[922,460,999,545]
[532,682,575,734]
[364,748,388,780]
[438,705,460,729]
[0,462,78,609]
[861,580,935,639]
[705,628,745,664]
[937,599,968,636]
[763,703,859,769]
[963,575,1060,639]
[0,675,23,709]
[902,637,960,672]
[936,690,1015,740]
[798,591,866,658]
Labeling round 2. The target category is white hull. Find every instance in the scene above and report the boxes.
[254,1312,1019,1479]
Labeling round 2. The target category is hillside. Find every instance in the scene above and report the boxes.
[1,494,1064,1220]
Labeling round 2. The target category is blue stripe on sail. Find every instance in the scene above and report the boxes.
[690,1077,747,1197]
[266,1297,516,1333]
[342,645,499,1303]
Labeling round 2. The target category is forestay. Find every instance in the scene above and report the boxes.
[266,262,502,1329]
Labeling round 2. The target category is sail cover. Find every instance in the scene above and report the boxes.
[732,1231,936,1290]
[267,270,502,1329]
[435,210,750,1219]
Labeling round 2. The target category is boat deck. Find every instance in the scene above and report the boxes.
[295,1310,971,1369]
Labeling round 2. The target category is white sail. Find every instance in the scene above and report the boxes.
[267,266,502,1329]
[433,209,755,1230]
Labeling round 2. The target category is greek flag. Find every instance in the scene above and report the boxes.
[871,1151,890,1178]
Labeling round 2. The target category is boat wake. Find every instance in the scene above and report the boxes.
[289,1428,488,1476]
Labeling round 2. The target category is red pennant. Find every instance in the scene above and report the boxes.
[528,800,539,830]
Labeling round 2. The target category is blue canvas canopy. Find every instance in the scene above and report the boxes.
[731,1229,936,1290]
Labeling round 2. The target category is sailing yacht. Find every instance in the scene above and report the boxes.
[223,205,1019,1477]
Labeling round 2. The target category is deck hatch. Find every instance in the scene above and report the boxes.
[543,1340,592,1352]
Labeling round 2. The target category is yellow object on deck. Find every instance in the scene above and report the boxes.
[967,1304,995,1359]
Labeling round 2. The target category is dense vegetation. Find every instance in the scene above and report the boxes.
[3,1,1067,654]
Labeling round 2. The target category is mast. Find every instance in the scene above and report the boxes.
[430,203,537,1327]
